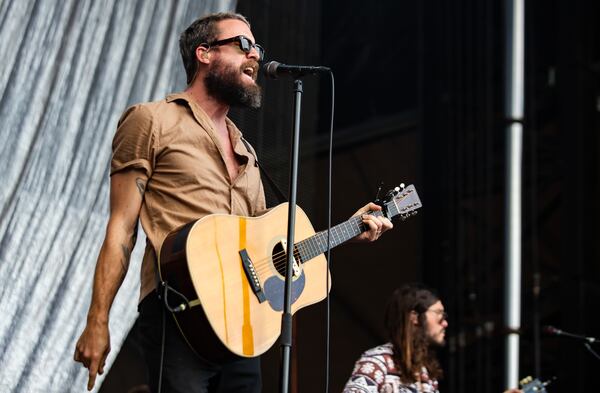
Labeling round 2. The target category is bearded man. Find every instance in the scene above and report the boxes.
[74,12,390,393]
[343,284,522,393]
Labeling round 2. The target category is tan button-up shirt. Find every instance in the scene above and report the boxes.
[111,92,266,300]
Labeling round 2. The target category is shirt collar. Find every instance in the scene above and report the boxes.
[166,92,247,158]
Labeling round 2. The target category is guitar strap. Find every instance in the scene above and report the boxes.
[241,137,288,204]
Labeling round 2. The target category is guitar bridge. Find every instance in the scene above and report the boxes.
[239,249,266,303]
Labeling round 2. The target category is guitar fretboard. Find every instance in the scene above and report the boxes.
[295,200,401,263]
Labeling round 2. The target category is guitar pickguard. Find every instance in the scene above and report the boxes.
[262,272,306,311]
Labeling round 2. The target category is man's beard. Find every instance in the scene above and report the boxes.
[429,336,446,348]
[427,329,446,348]
[204,59,262,109]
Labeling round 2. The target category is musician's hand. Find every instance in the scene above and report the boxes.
[74,320,111,391]
[503,389,522,393]
[351,202,393,242]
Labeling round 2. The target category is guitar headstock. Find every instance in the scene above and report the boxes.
[520,375,555,393]
[383,184,422,221]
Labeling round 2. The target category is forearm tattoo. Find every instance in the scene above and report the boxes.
[135,177,147,198]
[120,243,131,271]
[116,178,145,273]
[120,222,139,272]
[131,221,138,247]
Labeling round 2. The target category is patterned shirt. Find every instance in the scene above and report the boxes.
[343,343,439,393]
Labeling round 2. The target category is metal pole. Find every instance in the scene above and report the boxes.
[504,0,524,389]
[279,79,303,393]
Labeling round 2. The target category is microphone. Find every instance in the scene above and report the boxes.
[543,325,598,343]
[262,61,331,79]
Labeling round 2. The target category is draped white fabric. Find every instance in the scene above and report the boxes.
[0,1,235,391]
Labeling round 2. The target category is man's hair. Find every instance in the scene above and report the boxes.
[384,283,444,382]
[179,12,251,84]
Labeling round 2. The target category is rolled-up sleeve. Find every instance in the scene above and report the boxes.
[111,104,156,178]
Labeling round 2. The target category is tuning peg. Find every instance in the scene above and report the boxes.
[519,376,532,386]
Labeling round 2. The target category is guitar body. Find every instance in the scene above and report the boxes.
[158,203,331,361]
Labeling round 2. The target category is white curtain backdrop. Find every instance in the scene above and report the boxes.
[0,1,235,392]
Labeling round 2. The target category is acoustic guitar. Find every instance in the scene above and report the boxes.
[158,185,422,361]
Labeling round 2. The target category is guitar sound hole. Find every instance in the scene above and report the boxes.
[272,242,287,276]
[272,242,300,277]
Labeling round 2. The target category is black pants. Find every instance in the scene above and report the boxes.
[137,294,262,393]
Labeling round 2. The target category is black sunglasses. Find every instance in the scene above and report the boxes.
[207,35,265,61]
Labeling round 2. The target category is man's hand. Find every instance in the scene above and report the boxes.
[351,202,393,242]
[74,320,111,391]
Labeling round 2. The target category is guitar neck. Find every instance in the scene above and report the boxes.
[296,203,401,262]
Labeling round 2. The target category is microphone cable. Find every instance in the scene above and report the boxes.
[324,70,334,393]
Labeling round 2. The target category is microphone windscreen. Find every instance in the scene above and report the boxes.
[262,61,280,78]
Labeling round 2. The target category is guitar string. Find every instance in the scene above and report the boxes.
[251,219,370,277]
[249,203,411,277]
[251,240,312,276]
[252,217,374,276]
[251,218,367,275]
[251,235,327,276]
[249,201,410,277]
[243,200,411,286]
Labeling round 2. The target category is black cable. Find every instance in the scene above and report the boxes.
[158,299,166,393]
[156,282,190,393]
[162,282,190,313]
[324,70,334,393]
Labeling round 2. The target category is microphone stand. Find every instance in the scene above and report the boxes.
[584,342,600,361]
[279,78,303,393]
[561,332,600,361]
[546,326,600,361]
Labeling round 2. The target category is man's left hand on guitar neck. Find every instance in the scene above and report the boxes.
[351,202,394,243]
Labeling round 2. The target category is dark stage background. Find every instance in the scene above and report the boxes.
[101,1,600,392]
